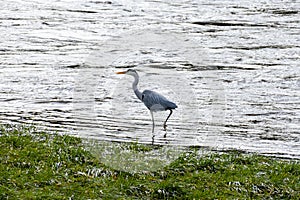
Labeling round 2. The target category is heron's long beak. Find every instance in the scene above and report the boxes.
[116,71,126,74]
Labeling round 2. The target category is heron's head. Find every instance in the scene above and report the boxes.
[116,69,137,76]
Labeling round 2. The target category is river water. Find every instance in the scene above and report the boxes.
[1,0,299,159]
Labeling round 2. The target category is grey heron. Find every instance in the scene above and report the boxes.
[116,69,177,134]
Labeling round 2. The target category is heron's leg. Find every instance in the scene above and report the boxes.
[163,109,173,131]
[150,111,155,133]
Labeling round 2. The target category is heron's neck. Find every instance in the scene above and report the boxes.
[132,73,142,101]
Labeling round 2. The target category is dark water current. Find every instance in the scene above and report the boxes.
[1,0,299,159]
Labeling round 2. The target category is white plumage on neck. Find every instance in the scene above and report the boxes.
[130,71,143,101]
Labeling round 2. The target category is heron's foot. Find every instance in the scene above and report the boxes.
[152,135,155,145]
[163,133,167,138]
[163,124,167,131]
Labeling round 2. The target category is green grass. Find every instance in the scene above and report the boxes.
[0,125,299,199]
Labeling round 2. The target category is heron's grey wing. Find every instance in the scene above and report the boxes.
[142,90,177,111]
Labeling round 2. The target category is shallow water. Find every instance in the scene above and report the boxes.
[0,0,299,159]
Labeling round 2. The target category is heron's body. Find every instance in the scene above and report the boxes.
[116,69,177,133]
[142,90,177,111]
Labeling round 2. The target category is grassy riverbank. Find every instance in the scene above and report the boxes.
[0,125,299,199]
